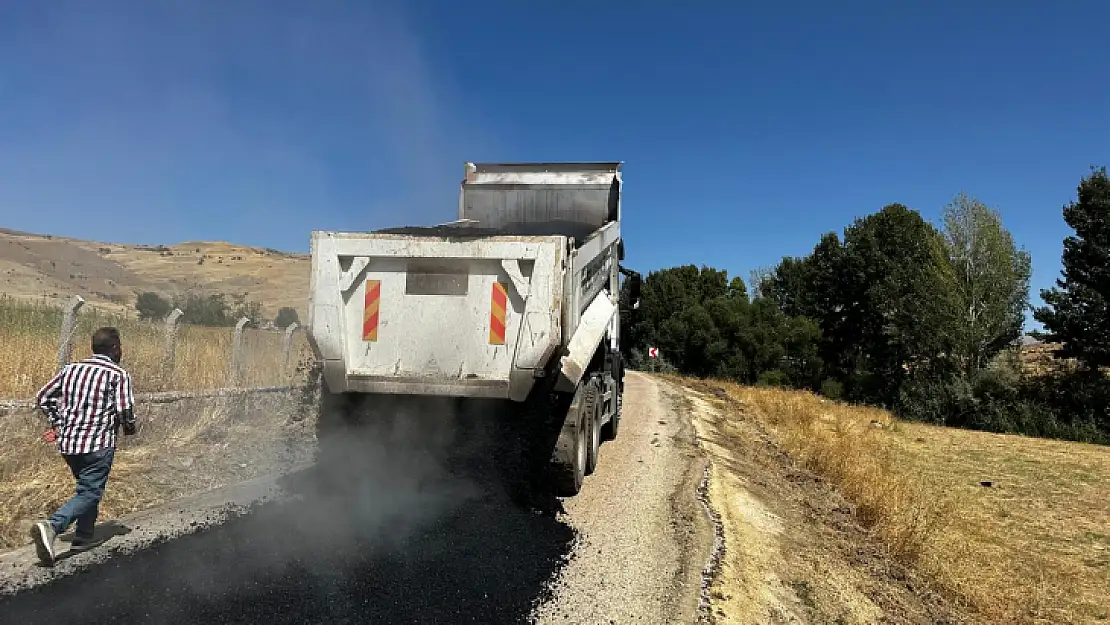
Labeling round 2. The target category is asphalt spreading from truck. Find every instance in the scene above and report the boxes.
[0,401,578,625]
[0,489,574,624]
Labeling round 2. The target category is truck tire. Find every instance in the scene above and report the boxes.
[602,359,624,441]
[585,379,601,476]
[312,376,366,494]
[551,382,589,496]
[601,395,620,441]
[314,380,352,454]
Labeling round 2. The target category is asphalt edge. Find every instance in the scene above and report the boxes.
[0,461,313,596]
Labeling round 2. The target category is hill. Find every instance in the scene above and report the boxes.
[0,228,310,320]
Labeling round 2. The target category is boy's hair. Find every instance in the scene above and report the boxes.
[92,327,121,356]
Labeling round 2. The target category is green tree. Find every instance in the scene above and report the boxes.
[1034,166,1110,370]
[940,193,1032,374]
[177,293,233,326]
[764,205,959,406]
[621,265,823,386]
[135,291,171,321]
[275,307,300,328]
[839,203,960,405]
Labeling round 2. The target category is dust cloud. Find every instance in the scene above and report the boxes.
[183,392,496,587]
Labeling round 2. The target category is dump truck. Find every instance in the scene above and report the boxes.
[306,162,641,495]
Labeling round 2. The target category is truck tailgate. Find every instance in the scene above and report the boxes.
[309,232,565,401]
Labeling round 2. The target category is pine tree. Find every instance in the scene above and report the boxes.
[1033,167,1110,370]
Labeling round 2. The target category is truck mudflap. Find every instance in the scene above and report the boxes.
[556,290,618,393]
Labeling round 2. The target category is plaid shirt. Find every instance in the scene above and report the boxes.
[36,354,135,455]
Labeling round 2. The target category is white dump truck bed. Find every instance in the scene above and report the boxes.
[308,162,623,404]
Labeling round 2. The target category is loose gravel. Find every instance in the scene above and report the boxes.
[529,373,713,624]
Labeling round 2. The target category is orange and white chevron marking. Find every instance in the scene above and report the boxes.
[363,279,380,341]
[490,282,507,345]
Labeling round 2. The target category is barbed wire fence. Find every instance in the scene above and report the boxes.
[1,295,316,411]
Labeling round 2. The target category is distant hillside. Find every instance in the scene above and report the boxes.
[0,228,309,320]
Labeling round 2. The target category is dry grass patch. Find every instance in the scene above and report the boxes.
[687,379,1110,625]
[0,296,311,398]
[888,421,1110,624]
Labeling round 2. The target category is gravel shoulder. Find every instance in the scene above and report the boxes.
[531,372,714,624]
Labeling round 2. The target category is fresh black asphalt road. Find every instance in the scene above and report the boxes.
[0,411,579,625]
[2,500,572,623]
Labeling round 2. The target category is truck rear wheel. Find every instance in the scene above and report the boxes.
[601,410,620,441]
[312,375,366,492]
[601,356,623,441]
[585,379,601,476]
[551,382,589,496]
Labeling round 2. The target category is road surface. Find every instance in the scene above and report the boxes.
[0,373,714,624]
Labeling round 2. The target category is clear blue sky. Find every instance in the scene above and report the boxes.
[2,1,1108,329]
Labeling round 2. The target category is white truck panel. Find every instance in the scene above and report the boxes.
[309,231,565,401]
[309,161,625,405]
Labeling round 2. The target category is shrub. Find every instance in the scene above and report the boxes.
[756,369,788,387]
[819,377,844,400]
[275,307,300,329]
[135,292,171,321]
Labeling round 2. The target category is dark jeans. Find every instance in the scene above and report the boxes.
[48,447,115,541]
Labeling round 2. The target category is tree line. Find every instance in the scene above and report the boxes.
[135,291,300,329]
[621,166,1110,444]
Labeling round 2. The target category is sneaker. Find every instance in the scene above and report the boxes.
[30,521,56,567]
[69,537,105,553]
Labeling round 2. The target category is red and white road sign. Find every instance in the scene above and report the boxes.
[648,347,659,359]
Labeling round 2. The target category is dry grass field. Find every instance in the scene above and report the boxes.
[0,296,311,399]
[0,228,310,320]
[683,377,1110,625]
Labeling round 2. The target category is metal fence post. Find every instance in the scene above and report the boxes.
[161,308,184,390]
[282,322,300,372]
[56,295,86,369]
[228,317,250,387]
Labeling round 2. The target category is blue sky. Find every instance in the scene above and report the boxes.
[2,1,1108,329]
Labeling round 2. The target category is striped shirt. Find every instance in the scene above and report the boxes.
[35,354,135,455]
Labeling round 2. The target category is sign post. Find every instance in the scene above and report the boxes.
[648,346,660,372]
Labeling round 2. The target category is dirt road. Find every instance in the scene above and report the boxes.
[0,373,965,624]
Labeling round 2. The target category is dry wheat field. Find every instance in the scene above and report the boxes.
[683,377,1110,625]
[0,296,311,399]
